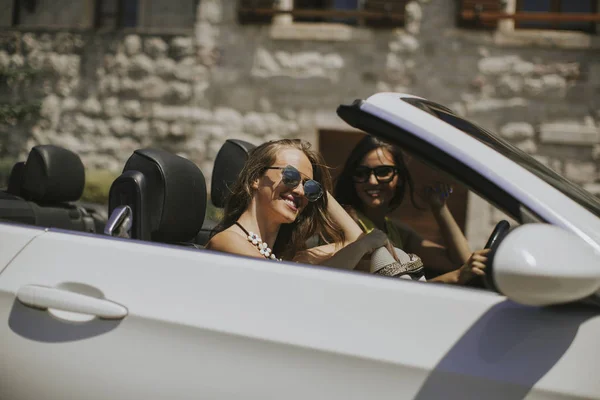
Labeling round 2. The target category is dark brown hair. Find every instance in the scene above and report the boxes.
[212,139,345,260]
[334,135,418,214]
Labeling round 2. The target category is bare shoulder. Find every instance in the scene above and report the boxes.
[206,228,262,258]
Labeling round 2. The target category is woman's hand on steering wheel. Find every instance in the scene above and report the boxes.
[457,248,491,284]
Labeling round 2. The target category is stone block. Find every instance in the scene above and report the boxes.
[515,139,537,154]
[497,75,523,96]
[102,97,120,117]
[478,56,520,75]
[389,33,420,54]
[564,161,597,184]
[540,122,600,146]
[0,51,9,69]
[144,38,168,59]
[124,35,142,56]
[170,37,195,59]
[465,97,528,113]
[583,183,600,197]
[26,51,46,71]
[523,78,543,96]
[139,76,169,100]
[74,114,96,136]
[129,54,155,78]
[541,74,567,92]
[169,122,193,138]
[39,95,61,127]
[512,60,535,76]
[198,0,222,24]
[122,100,144,119]
[499,122,534,140]
[82,98,102,116]
[174,57,208,82]
[168,82,193,102]
[109,117,133,137]
[150,120,170,138]
[214,107,243,130]
[155,57,176,78]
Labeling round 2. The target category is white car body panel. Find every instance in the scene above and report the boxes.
[1,230,599,399]
[0,92,599,399]
[0,223,46,274]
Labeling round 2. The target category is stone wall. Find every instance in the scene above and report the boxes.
[1,0,599,246]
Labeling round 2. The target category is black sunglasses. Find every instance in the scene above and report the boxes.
[266,165,324,202]
[352,165,398,183]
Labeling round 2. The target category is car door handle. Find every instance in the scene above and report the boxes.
[16,285,128,320]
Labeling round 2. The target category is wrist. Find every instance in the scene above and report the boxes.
[431,203,449,217]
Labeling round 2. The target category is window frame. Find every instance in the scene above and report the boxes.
[3,0,197,34]
[237,0,407,29]
[515,0,598,33]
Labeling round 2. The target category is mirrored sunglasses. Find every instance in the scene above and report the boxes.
[352,165,398,183]
[266,165,323,202]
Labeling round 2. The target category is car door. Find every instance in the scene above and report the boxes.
[1,222,599,399]
[0,222,46,274]
[336,93,600,398]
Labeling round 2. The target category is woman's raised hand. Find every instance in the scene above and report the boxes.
[457,248,490,284]
[421,182,453,211]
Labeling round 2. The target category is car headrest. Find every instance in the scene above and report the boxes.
[122,148,207,243]
[7,161,25,196]
[211,139,256,208]
[21,145,85,203]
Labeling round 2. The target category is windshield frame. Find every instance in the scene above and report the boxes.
[401,97,600,219]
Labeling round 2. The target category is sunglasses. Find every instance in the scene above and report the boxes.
[266,165,323,202]
[352,165,398,183]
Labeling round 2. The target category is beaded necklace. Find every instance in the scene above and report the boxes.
[235,222,281,261]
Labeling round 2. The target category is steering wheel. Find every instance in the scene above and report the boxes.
[484,220,511,252]
[465,220,511,289]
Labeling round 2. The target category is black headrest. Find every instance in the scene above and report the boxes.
[21,145,85,203]
[211,139,256,208]
[121,148,207,243]
[7,161,25,196]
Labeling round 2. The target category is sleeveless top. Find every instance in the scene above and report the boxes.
[354,210,405,250]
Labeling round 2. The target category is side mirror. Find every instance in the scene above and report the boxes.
[490,224,600,306]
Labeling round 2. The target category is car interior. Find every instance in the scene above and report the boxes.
[0,140,258,251]
[0,138,520,291]
[0,145,104,233]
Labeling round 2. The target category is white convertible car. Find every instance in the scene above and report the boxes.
[1,93,599,400]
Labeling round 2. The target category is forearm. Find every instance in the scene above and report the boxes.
[429,269,460,284]
[319,240,370,270]
[294,240,369,270]
[432,205,471,265]
[326,192,363,242]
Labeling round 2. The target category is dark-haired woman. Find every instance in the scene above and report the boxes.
[206,139,393,269]
[334,135,488,284]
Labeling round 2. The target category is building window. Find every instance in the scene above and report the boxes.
[11,0,95,29]
[516,0,597,33]
[237,0,407,28]
[95,0,197,31]
[458,0,598,33]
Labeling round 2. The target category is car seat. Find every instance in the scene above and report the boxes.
[0,145,101,232]
[194,139,256,246]
[105,148,207,247]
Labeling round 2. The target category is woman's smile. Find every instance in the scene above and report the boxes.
[280,193,300,211]
[365,188,382,197]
